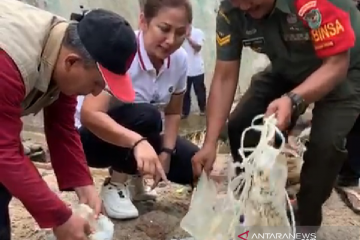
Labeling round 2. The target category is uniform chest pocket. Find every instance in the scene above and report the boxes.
[242,36,267,54]
[241,21,268,54]
[281,20,314,55]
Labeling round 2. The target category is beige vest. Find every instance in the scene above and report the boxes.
[0,0,68,116]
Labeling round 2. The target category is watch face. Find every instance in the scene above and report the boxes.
[295,101,307,115]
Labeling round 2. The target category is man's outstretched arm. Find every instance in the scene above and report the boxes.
[292,0,355,103]
[203,6,243,146]
[43,92,93,191]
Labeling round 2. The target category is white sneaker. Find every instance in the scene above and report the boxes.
[127,175,157,201]
[100,178,139,219]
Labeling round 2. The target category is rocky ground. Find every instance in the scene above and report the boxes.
[12,114,360,240]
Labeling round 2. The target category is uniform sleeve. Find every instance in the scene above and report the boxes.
[44,93,93,191]
[295,0,355,58]
[216,8,242,61]
[174,53,187,94]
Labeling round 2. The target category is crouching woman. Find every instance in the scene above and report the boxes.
[77,0,198,220]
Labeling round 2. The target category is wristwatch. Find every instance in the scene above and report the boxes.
[161,147,175,155]
[284,92,307,117]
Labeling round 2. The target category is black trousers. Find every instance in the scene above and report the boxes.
[80,103,198,185]
[182,74,207,116]
[339,0,360,188]
[227,66,360,227]
[338,116,360,187]
[0,184,11,240]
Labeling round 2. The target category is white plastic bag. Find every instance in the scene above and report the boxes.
[180,114,295,240]
[46,204,114,240]
[180,169,241,240]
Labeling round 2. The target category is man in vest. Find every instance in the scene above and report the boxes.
[0,1,137,240]
[192,0,360,234]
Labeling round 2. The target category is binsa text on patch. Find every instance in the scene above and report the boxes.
[310,19,344,42]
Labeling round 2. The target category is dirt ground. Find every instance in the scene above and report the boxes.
[15,114,360,240]
[9,160,360,240]
[9,166,194,240]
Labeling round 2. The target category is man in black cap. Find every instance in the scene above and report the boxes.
[0,0,137,239]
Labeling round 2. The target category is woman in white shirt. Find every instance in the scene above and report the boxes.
[76,0,197,220]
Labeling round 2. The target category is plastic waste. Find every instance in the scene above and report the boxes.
[45,204,114,240]
[180,114,296,240]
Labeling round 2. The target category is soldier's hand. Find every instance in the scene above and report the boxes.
[265,96,292,131]
[191,143,217,181]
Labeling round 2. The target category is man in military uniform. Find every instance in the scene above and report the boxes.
[334,0,360,214]
[0,1,137,239]
[192,0,360,231]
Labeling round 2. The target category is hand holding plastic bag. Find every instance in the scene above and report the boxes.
[181,114,296,240]
[46,204,114,240]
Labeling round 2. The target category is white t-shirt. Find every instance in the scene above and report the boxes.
[182,26,205,77]
[74,30,187,128]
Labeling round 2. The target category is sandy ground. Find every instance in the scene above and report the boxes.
[15,113,360,240]
[8,160,360,240]
[9,167,193,240]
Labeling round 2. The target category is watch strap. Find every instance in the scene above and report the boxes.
[161,147,175,155]
[284,92,306,115]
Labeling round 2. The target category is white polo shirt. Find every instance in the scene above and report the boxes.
[74,30,187,128]
[182,26,205,77]
[128,30,187,111]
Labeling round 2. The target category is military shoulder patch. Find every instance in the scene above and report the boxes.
[304,8,322,29]
[218,9,231,24]
[297,0,316,17]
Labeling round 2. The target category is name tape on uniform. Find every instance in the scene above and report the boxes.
[242,37,265,53]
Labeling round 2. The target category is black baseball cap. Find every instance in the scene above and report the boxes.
[77,9,137,102]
